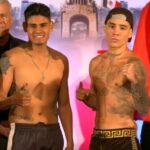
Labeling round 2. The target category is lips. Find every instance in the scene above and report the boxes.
[0,23,5,28]
[33,34,45,38]
[111,38,119,42]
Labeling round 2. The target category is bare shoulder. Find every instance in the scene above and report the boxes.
[126,51,142,63]
[1,46,26,69]
[90,53,104,68]
[48,47,68,65]
[127,51,145,68]
[3,46,25,58]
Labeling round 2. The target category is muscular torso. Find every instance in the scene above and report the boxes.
[91,52,136,129]
[9,47,64,124]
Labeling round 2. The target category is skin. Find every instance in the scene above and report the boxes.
[76,14,150,129]
[0,2,12,43]
[0,15,73,149]
[0,1,12,137]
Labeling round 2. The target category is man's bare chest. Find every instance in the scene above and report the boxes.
[14,59,64,85]
[93,57,128,86]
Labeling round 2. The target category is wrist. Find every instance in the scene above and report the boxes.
[8,96,15,105]
[66,142,74,150]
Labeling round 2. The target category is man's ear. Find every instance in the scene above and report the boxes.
[50,21,54,29]
[9,14,13,26]
[103,25,107,33]
[129,28,132,39]
[23,22,27,32]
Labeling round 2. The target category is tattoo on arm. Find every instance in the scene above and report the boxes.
[131,81,150,115]
[129,57,150,115]
[0,55,13,75]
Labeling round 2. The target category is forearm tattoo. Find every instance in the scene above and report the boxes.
[0,55,12,75]
[131,81,150,115]
[128,57,150,115]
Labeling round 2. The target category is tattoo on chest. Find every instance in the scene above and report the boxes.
[108,105,133,117]
[0,56,12,74]
[108,87,133,117]
[94,55,121,84]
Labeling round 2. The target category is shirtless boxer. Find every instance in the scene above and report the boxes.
[76,7,150,150]
[0,3,73,150]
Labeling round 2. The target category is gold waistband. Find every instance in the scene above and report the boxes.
[92,128,136,139]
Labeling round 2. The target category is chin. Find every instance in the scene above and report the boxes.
[110,45,118,48]
[33,42,45,46]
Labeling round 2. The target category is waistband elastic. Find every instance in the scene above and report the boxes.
[92,128,136,139]
[10,122,60,131]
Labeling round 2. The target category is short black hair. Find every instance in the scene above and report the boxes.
[105,7,133,42]
[24,3,51,22]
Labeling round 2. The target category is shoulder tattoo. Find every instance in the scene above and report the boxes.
[0,56,13,74]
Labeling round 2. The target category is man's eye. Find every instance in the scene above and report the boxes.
[40,23,48,27]
[108,25,115,28]
[0,14,7,18]
[29,24,36,28]
[120,27,126,30]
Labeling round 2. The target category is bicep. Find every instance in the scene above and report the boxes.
[133,59,147,82]
[0,56,14,97]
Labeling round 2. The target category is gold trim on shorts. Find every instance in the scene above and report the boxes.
[92,128,136,139]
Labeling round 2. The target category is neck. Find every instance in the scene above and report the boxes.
[0,32,10,46]
[28,42,49,56]
[108,46,129,56]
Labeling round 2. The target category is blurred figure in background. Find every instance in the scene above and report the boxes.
[0,0,25,150]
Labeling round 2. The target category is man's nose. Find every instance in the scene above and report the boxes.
[113,27,120,35]
[35,26,42,32]
[0,15,5,22]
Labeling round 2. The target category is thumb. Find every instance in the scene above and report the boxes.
[20,83,29,94]
[79,81,83,89]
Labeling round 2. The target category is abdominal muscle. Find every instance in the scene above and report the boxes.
[9,95,58,124]
[95,112,136,129]
[94,92,136,129]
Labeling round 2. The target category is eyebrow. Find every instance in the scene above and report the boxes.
[107,22,128,28]
[28,22,49,25]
